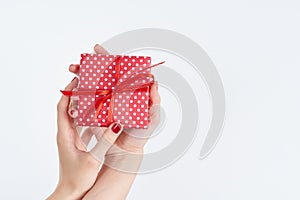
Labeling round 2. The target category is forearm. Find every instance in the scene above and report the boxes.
[47,184,83,200]
[83,149,143,200]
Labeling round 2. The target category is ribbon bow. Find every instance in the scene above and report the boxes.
[61,55,164,125]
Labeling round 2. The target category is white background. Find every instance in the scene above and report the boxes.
[0,0,299,199]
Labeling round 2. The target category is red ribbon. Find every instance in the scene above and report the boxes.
[61,56,164,125]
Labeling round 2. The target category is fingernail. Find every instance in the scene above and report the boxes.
[69,109,78,118]
[111,122,122,134]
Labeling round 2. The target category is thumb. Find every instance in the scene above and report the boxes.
[89,122,123,162]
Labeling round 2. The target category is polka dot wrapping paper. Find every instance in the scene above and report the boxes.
[74,53,154,129]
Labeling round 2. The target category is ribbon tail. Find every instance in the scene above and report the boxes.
[93,94,112,121]
[151,61,165,68]
[60,90,73,96]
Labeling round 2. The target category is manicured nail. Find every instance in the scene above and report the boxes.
[69,109,78,118]
[111,122,122,134]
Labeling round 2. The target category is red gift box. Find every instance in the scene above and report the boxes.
[62,53,158,129]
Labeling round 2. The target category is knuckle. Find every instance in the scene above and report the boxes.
[57,102,62,111]
[156,94,161,103]
[56,135,64,147]
[152,96,161,105]
[152,117,160,127]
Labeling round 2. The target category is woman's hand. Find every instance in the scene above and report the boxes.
[69,44,161,162]
[47,78,124,200]
[67,44,161,199]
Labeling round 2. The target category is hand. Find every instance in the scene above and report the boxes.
[69,44,161,155]
[47,78,124,200]
[68,44,161,199]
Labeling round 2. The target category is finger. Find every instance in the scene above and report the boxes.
[149,81,161,130]
[68,44,109,75]
[69,64,80,75]
[150,81,160,106]
[93,127,106,141]
[80,128,94,147]
[57,77,79,131]
[81,127,104,146]
[68,95,79,118]
[89,122,123,162]
[94,44,109,55]
[149,104,160,125]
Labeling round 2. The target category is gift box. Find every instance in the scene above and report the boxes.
[62,53,159,129]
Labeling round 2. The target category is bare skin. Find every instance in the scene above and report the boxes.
[48,44,160,200]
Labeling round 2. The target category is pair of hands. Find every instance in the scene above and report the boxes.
[47,45,160,200]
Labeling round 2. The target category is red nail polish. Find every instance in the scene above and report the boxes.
[111,123,121,134]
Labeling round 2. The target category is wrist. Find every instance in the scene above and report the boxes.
[105,144,144,173]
